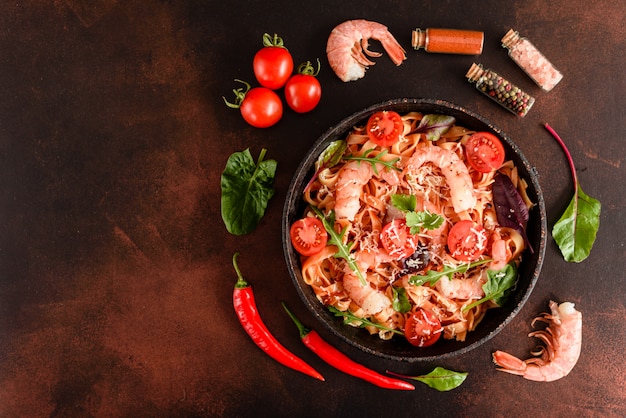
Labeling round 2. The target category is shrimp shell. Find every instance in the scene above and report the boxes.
[326,19,406,82]
[492,301,582,382]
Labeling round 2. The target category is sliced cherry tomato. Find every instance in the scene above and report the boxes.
[284,61,322,113]
[253,33,294,90]
[366,111,403,147]
[404,309,443,347]
[290,217,328,256]
[447,220,488,262]
[465,132,506,173]
[224,80,283,128]
[380,219,418,259]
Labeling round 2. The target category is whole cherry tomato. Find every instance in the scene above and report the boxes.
[284,60,322,113]
[253,33,294,90]
[223,79,283,128]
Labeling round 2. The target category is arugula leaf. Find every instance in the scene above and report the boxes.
[343,148,401,174]
[391,286,412,313]
[386,367,468,391]
[220,148,277,235]
[544,123,601,262]
[408,259,491,286]
[311,207,366,286]
[414,114,456,141]
[328,306,404,335]
[463,262,517,311]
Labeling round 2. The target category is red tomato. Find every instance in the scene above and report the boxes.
[290,217,328,256]
[447,220,488,262]
[366,111,403,147]
[239,87,283,128]
[253,34,294,90]
[465,132,506,173]
[404,309,443,347]
[285,75,321,113]
[380,219,418,259]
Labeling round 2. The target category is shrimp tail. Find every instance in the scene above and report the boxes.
[492,350,527,376]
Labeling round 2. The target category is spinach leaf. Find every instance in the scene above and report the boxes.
[386,367,468,391]
[391,286,412,313]
[220,148,277,235]
[414,114,456,141]
[463,262,517,311]
[544,123,601,262]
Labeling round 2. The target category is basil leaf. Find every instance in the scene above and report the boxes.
[220,148,277,235]
[463,262,517,311]
[414,367,468,391]
[415,114,455,141]
[553,184,601,263]
[391,287,411,313]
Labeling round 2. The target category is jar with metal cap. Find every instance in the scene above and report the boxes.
[412,28,484,55]
[466,63,535,117]
[501,29,563,92]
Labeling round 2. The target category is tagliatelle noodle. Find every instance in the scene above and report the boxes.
[298,112,533,343]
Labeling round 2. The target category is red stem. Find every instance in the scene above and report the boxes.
[544,123,578,189]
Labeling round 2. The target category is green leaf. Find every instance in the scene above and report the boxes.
[328,306,404,335]
[409,259,491,286]
[386,367,468,391]
[415,114,456,141]
[405,210,444,234]
[343,148,401,174]
[552,184,601,263]
[391,194,416,212]
[316,140,347,172]
[311,207,366,286]
[463,262,517,311]
[220,148,277,235]
[391,287,412,313]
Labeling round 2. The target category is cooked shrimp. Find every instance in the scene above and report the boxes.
[334,160,373,221]
[435,272,485,300]
[493,301,582,382]
[326,19,406,82]
[343,271,392,316]
[403,145,476,213]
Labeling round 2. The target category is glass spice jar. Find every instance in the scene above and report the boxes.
[466,63,535,117]
[501,29,563,92]
[412,28,484,55]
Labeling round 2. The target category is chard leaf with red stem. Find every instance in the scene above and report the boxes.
[544,123,601,262]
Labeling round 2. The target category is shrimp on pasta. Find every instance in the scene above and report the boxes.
[293,111,533,346]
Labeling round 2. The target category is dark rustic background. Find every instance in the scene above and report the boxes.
[1,1,624,416]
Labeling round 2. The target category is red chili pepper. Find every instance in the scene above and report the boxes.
[232,253,324,381]
[282,302,415,390]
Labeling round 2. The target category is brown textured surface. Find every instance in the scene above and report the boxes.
[1,1,624,416]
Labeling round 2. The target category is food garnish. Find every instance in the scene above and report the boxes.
[221,148,276,235]
[544,123,601,262]
[232,253,324,381]
[386,367,468,391]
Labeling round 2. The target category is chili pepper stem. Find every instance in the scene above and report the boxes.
[282,302,311,339]
[232,252,248,289]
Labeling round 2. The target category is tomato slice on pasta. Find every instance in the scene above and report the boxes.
[290,217,328,256]
[380,219,418,259]
[447,220,488,262]
[404,309,443,347]
[366,111,403,147]
[465,132,505,173]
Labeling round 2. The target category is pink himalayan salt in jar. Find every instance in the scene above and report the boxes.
[502,29,563,92]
